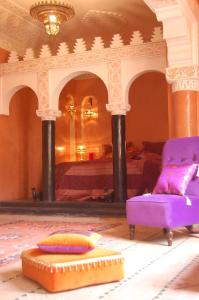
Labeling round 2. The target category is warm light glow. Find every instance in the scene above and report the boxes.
[77,144,86,160]
[49,14,57,22]
[55,146,65,152]
[76,144,86,153]
[84,108,98,119]
[45,23,60,35]
[67,103,76,116]
[30,1,75,36]
[83,96,98,119]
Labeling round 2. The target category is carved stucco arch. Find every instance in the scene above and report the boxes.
[49,66,109,112]
[1,72,38,115]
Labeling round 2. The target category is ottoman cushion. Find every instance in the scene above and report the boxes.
[21,247,124,292]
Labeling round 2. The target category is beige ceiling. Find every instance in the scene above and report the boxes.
[1,0,161,56]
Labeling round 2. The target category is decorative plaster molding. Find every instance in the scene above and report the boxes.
[166,66,199,91]
[37,71,50,111]
[110,34,124,48]
[36,109,61,121]
[106,103,131,115]
[108,60,122,97]
[166,66,199,81]
[150,27,163,42]
[0,28,166,116]
[91,37,105,50]
[74,38,87,53]
[0,40,166,76]
[130,31,144,45]
[144,0,178,10]
[39,45,52,58]
[8,51,19,63]
[145,0,199,67]
[3,26,163,62]
[57,43,70,56]
[23,48,35,61]
[171,79,199,92]
[106,48,132,114]
[82,9,128,25]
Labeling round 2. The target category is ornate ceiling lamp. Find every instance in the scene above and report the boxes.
[30,1,75,36]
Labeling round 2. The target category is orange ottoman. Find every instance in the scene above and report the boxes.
[21,247,125,292]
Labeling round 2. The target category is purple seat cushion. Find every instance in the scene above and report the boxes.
[153,164,197,195]
[126,194,199,228]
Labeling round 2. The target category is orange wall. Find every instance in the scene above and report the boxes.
[0,48,9,63]
[0,88,42,201]
[126,72,169,148]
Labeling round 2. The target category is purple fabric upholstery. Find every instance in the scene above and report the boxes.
[126,137,199,231]
[126,194,199,228]
[163,137,199,196]
[153,164,197,195]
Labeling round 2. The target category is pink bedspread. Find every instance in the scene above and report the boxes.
[55,158,145,201]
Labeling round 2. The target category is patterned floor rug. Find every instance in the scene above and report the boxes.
[1,214,199,300]
[0,219,121,267]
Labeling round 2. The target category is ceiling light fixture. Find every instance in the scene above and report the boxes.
[30,1,75,36]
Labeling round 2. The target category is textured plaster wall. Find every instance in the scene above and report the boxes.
[126,72,169,148]
[0,88,41,201]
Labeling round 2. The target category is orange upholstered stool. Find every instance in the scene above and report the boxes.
[21,247,125,292]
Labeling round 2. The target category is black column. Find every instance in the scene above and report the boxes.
[42,120,55,202]
[112,115,127,202]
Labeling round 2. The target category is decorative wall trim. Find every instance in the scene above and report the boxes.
[166,66,199,80]
[107,61,122,108]
[144,0,178,10]
[36,109,61,121]
[37,71,50,111]
[1,40,166,76]
[166,66,199,92]
[106,103,131,115]
[171,79,199,93]
[0,28,167,117]
[144,0,199,67]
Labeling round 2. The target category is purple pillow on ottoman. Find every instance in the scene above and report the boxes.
[37,231,101,254]
[153,164,197,195]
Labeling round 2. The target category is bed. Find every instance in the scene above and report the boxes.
[55,141,163,202]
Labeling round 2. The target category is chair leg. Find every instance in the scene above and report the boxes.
[163,228,173,246]
[186,225,194,233]
[186,225,199,233]
[129,225,135,240]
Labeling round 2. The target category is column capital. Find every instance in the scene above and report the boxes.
[106,103,131,115]
[36,109,61,121]
[166,65,199,92]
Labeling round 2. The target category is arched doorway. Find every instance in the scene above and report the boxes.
[0,87,41,200]
[55,73,110,163]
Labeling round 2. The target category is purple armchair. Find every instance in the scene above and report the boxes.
[126,136,199,246]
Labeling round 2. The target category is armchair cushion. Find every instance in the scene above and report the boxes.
[153,164,197,196]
